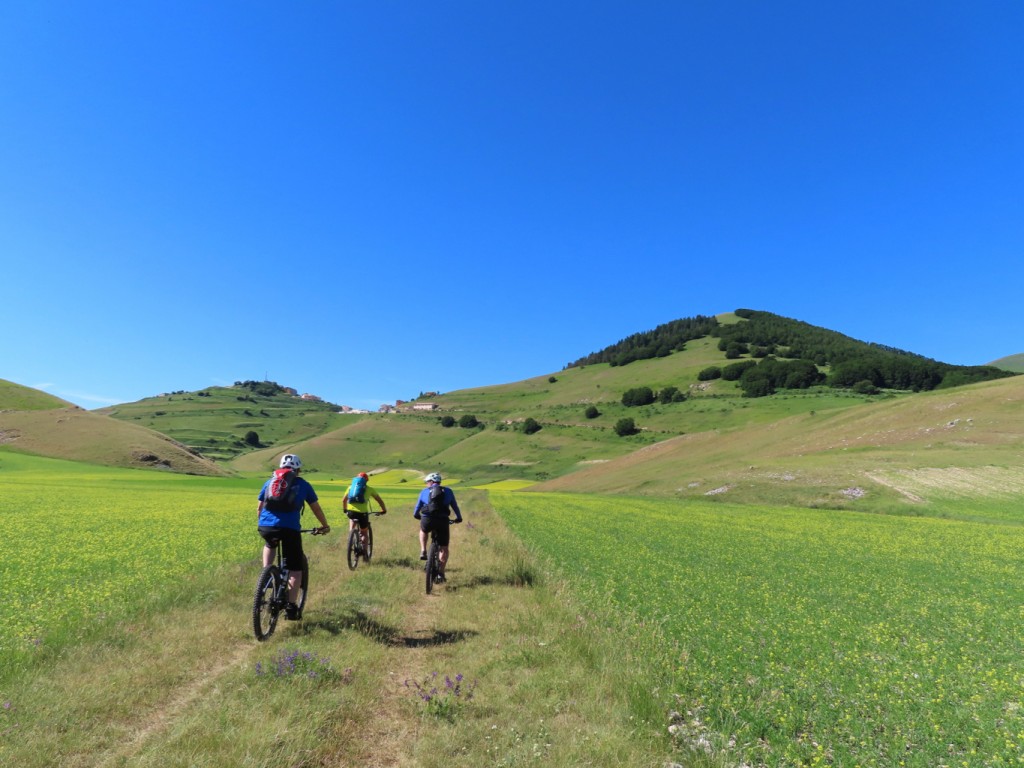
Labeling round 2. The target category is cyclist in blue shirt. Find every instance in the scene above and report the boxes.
[413,472,462,583]
[257,454,330,619]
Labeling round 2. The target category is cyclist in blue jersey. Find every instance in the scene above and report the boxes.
[413,472,462,583]
[257,454,330,619]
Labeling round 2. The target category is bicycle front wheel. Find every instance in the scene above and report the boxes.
[347,529,360,570]
[253,565,281,641]
[364,525,374,563]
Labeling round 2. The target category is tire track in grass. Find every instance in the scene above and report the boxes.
[94,642,256,768]
[93,541,355,767]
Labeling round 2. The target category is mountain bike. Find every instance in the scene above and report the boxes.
[425,517,461,594]
[346,511,383,570]
[252,529,322,642]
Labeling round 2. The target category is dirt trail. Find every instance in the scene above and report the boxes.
[351,583,446,768]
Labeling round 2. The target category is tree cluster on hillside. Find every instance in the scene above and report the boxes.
[621,385,688,407]
[567,314,719,368]
[717,310,1015,394]
[234,380,289,397]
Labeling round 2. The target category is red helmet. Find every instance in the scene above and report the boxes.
[358,472,368,479]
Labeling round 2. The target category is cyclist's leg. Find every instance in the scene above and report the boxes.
[419,516,431,558]
[354,512,370,548]
[279,529,305,605]
[436,521,451,576]
[258,527,281,567]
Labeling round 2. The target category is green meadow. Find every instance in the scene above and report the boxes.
[498,492,1024,767]
[5,449,1023,766]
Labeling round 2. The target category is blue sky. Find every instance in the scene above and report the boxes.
[3,2,1021,410]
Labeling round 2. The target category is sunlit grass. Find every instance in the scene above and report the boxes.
[497,492,1024,767]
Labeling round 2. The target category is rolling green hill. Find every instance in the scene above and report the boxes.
[0,378,74,410]
[989,352,1024,372]
[0,404,226,476]
[532,372,1024,510]
[6,310,1021,503]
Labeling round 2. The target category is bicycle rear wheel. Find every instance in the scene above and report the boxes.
[425,539,438,594]
[296,555,309,613]
[347,529,360,570]
[253,565,281,641]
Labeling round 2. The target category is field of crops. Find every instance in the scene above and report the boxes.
[0,453,245,668]
[0,451,392,672]
[496,492,1024,767]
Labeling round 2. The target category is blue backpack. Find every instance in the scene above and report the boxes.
[348,475,368,504]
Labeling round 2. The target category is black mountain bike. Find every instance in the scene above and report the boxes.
[346,511,383,570]
[425,517,461,594]
[252,529,321,641]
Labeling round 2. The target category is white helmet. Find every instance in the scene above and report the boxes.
[425,472,442,484]
[280,454,302,470]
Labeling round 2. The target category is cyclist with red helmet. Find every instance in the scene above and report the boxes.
[342,471,388,554]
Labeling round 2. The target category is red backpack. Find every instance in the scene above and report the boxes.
[264,468,300,512]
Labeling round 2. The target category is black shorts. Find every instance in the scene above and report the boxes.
[419,515,450,546]
[258,526,306,572]
[347,511,370,528]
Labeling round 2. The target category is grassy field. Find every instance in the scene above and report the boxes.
[497,492,1024,767]
[0,454,669,767]
[6,450,1024,765]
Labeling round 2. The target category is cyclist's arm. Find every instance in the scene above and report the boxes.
[449,493,463,523]
[341,493,349,514]
[372,492,387,514]
[309,500,331,533]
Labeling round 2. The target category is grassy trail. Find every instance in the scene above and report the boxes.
[2,490,671,767]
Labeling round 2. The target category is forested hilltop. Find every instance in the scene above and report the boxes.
[567,315,720,367]
[568,309,1015,397]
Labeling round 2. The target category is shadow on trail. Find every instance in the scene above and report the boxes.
[300,608,398,643]
[395,628,477,648]
[301,608,477,649]
[446,573,536,592]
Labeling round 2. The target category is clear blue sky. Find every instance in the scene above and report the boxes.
[3,2,1021,410]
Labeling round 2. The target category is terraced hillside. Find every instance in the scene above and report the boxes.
[97,382,347,462]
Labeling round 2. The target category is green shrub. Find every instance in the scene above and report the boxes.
[621,386,655,407]
[614,417,637,436]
